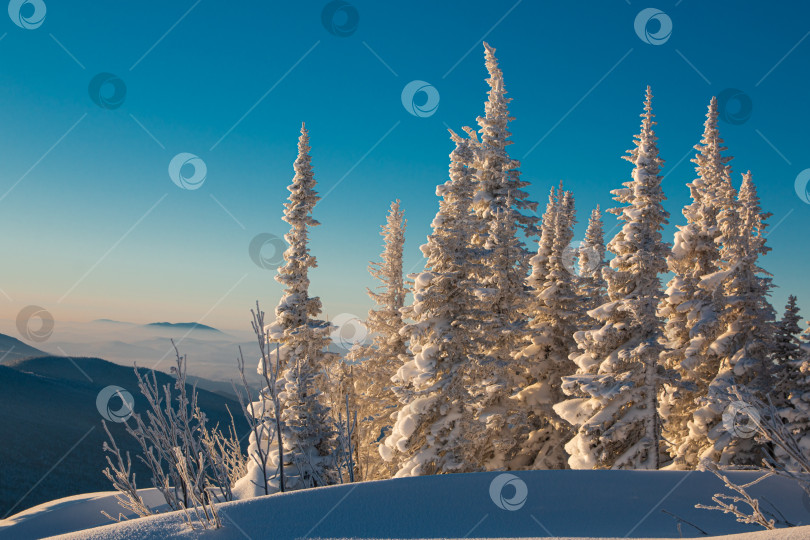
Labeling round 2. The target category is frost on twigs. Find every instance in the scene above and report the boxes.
[696,387,810,531]
[232,304,284,498]
[695,460,777,530]
[100,421,153,522]
[101,342,241,529]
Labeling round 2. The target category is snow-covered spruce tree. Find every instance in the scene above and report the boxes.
[577,205,608,313]
[459,42,538,470]
[512,187,578,470]
[236,124,339,495]
[381,131,488,476]
[347,200,410,481]
[553,87,670,470]
[772,296,803,369]
[527,185,560,293]
[690,171,775,466]
[471,42,539,247]
[460,188,536,470]
[770,295,810,469]
[658,97,735,469]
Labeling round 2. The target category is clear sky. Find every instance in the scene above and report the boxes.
[1,0,808,333]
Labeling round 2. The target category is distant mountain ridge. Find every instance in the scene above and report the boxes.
[0,355,247,518]
[143,321,222,333]
[0,334,49,364]
[90,319,225,335]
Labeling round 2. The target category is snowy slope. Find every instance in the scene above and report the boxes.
[0,489,168,540]
[3,470,810,539]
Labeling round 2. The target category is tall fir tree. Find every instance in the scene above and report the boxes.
[689,171,775,465]
[554,87,670,470]
[471,42,539,247]
[658,97,735,469]
[381,131,488,476]
[578,205,608,313]
[513,187,578,470]
[463,42,537,470]
[771,296,810,469]
[348,200,410,480]
[464,190,534,470]
[527,186,560,292]
[239,124,339,494]
[773,296,804,368]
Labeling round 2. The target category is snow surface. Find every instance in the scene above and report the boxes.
[0,488,168,540]
[3,471,810,539]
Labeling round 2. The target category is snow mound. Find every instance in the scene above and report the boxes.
[2,471,810,539]
[0,488,168,540]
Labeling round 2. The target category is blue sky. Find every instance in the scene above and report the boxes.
[0,0,808,332]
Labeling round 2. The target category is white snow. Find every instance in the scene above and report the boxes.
[3,471,810,539]
[0,489,168,540]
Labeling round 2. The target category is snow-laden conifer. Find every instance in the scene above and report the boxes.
[688,171,775,466]
[578,205,608,313]
[237,124,339,494]
[513,188,579,469]
[348,200,410,480]
[471,42,538,246]
[461,42,539,469]
[554,87,670,470]
[771,296,810,469]
[658,98,735,468]
[381,131,487,476]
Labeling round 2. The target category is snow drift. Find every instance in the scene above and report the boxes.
[3,470,810,539]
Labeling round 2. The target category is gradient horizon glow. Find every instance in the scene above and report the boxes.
[1,0,808,335]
